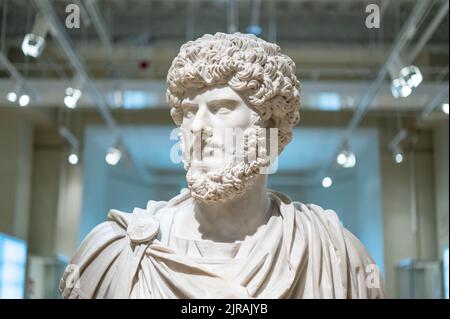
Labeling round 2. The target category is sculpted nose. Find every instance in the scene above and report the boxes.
[190,104,212,160]
[191,104,210,133]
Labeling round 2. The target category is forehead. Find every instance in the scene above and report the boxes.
[182,85,243,104]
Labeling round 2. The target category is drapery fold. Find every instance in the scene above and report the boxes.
[60,189,385,299]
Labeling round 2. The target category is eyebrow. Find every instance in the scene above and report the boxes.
[180,99,239,108]
[180,102,198,108]
[207,99,239,107]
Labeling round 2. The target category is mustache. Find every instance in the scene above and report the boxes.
[187,129,225,154]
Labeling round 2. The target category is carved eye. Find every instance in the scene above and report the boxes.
[183,105,197,119]
[184,110,195,119]
[211,104,234,115]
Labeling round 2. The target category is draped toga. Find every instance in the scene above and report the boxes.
[60,189,385,299]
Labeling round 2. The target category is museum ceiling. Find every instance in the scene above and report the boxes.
[0,0,448,112]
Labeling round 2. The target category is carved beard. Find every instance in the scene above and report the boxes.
[181,125,270,203]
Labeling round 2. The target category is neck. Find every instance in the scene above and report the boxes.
[191,174,271,242]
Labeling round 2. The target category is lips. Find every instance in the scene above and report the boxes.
[202,145,219,156]
[189,139,224,158]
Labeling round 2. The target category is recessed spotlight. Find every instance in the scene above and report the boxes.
[21,13,49,58]
[442,103,449,115]
[399,65,423,89]
[105,147,122,166]
[68,153,79,165]
[22,34,46,58]
[391,78,412,98]
[64,87,82,109]
[322,177,333,188]
[336,150,356,168]
[18,94,30,107]
[64,95,77,109]
[6,91,17,102]
[394,152,404,164]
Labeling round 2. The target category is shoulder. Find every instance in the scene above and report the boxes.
[294,202,373,263]
[60,190,191,299]
[297,202,385,298]
[59,218,128,298]
[271,191,385,298]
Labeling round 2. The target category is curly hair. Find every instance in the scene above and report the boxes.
[166,32,300,153]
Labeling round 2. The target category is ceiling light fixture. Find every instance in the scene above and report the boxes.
[336,141,357,168]
[442,103,449,115]
[388,54,422,99]
[322,176,333,188]
[105,146,122,166]
[64,87,82,109]
[394,151,404,164]
[18,94,30,107]
[21,13,49,58]
[68,152,79,165]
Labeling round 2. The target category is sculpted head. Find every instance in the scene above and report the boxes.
[166,32,300,203]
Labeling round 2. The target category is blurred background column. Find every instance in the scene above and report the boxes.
[26,124,82,257]
[433,122,449,259]
[0,109,33,240]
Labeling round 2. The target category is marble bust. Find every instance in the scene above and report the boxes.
[60,33,385,299]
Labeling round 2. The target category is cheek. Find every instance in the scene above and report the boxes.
[180,116,192,128]
[213,108,254,129]
[179,126,192,149]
